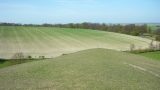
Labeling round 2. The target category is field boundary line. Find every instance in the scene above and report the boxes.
[124,62,160,78]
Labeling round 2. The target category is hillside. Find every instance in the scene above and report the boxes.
[0,48,159,90]
[0,26,153,59]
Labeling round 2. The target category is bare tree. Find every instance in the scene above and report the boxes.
[130,44,135,51]
[39,56,45,59]
[12,52,24,59]
[149,40,155,50]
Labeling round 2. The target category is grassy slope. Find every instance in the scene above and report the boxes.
[0,26,152,59]
[138,51,160,61]
[0,48,159,90]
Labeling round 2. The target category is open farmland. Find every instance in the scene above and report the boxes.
[0,49,159,90]
[0,26,153,59]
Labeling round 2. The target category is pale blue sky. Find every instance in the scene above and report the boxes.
[0,0,159,24]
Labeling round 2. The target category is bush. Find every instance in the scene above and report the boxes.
[130,48,155,54]
[39,56,45,59]
[62,53,68,56]
[28,56,32,59]
[155,35,160,41]
[130,44,135,51]
[12,52,24,59]
[131,31,139,36]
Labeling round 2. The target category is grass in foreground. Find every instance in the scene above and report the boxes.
[0,48,159,90]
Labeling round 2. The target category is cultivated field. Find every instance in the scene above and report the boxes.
[0,26,153,59]
[0,49,159,90]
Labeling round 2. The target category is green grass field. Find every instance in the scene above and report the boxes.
[0,26,153,59]
[147,23,160,31]
[0,60,37,68]
[0,48,159,90]
[138,51,160,61]
[0,60,12,68]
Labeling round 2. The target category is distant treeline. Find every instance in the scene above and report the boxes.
[53,23,148,36]
[0,22,150,36]
[51,23,160,41]
[1,22,160,41]
[0,22,40,26]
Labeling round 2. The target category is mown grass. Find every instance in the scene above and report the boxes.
[0,48,159,90]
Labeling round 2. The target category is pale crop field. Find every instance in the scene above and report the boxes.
[0,49,159,90]
[0,26,153,59]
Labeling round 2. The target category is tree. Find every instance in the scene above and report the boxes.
[155,35,160,41]
[28,56,32,59]
[12,52,24,59]
[139,24,148,34]
[149,40,155,50]
[148,27,152,33]
[155,29,160,35]
[39,56,45,59]
[130,44,135,51]
[131,31,139,36]
[155,42,160,50]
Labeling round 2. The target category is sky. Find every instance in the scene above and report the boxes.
[0,0,160,24]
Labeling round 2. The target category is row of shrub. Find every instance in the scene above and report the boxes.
[11,52,46,60]
[129,40,160,53]
[129,48,160,54]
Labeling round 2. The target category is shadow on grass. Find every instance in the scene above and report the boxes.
[0,59,42,68]
[0,59,6,64]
